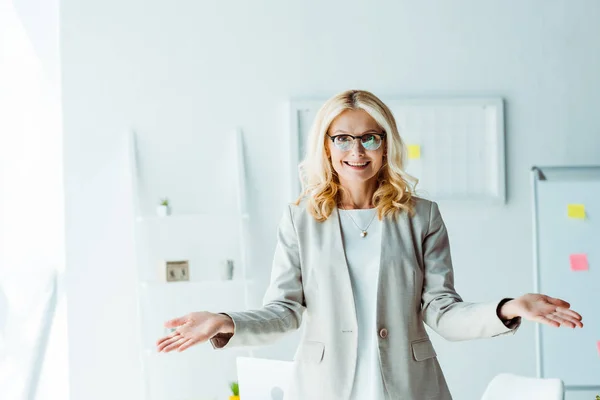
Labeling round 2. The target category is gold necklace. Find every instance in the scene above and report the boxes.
[340,207,377,238]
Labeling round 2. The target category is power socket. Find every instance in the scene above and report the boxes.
[159,260,190,282]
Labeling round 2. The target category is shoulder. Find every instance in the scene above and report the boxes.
[411,196,436,219]
[398,196,442,233]
[285,198,332,229]
[279,199,308,225]
[287,198,311,222]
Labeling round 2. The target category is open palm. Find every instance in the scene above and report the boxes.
[506,294,583,328]
[156,311,233,353]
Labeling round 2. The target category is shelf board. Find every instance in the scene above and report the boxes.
[139,279,253,288]
[136,213,249,223]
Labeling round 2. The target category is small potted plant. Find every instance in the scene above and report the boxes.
[220,259,234,280]
[156,197,171,217]
[229,381,239,400]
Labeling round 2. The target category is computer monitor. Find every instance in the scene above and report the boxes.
[236,357,293,400]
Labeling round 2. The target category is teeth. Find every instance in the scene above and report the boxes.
[347,162,368,167]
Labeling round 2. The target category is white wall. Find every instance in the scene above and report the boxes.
[61,1,600,399]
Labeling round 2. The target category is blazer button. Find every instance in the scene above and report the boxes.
[379,328,388,339]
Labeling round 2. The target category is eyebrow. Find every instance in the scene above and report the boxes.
[331,129,380,134]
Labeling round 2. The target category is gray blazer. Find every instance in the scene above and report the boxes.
[211,197,520,400]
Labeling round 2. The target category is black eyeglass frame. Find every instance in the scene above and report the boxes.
[326,132,387,150]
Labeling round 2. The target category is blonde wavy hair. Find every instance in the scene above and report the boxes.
[295,89,418,222]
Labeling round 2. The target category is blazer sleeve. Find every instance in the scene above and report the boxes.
[210,204,305,349]
[421,201,521,341]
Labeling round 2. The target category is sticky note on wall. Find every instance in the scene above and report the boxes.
[597,341,600,357]
[569,254,589,271]
[567,204,586,219]
[408,144,421,159]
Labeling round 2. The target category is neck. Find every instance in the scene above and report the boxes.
[338,179,378,209]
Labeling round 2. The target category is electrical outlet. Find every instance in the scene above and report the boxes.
[160,260,189,282]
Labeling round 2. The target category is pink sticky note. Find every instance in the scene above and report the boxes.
[570,254,589,271]
[597,341,600,357]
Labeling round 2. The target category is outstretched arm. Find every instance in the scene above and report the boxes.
[421,202,581,341]
[211,204,305,349]
[157,205,304,353]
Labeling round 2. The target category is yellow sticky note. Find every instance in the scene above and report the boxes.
[567,204,586,219]
[408,144,421,159]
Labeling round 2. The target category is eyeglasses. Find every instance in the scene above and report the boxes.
[327,132,386,151]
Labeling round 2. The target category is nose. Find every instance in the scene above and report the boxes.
[349,138,366,155]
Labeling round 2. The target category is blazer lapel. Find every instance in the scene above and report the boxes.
[327,207,358,328]
[377,212,418,321]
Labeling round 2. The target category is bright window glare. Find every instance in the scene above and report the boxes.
[0,1,68,399]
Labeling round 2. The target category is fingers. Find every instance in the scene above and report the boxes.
[536,296,584,329]
[156,330,180,347]
[157,334,183,352]
[535,315,560,328]
[536,305,584,329]
[545,297,584,328]
[546,313,577,328]
[545,296,570,309]
[157,331,210,352]
[156,336,170,348]
[178,337,201,352]
[556,306,583,321]
[553,309,584,328]
[161,336,188,353]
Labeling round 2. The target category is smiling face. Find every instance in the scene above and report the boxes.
[326,109,386,190]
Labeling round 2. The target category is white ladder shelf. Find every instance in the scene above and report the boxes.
[127,128,254,400]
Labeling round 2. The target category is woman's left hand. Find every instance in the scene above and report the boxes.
[499,293,583,328]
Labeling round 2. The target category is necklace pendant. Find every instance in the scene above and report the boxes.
[360,231,367,238]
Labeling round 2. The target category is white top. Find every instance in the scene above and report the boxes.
[338,208,386,400]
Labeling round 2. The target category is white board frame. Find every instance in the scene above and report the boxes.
[531,165,600,392]
[288,97,506,204]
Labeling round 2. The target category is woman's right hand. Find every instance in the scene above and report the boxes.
[156,311,234,353]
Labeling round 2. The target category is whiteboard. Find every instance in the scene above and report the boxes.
[288,97,505,203]
[532,166,600,391]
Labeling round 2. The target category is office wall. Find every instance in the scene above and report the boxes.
[61,1,600,399]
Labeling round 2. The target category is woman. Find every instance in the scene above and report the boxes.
[157,90,583,400]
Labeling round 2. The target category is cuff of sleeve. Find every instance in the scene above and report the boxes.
[210,312,241,350]
[496,298,516,326]
[494,298,521,334]
[210,333,234,349]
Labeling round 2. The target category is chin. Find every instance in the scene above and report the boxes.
[340,172,378,185]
